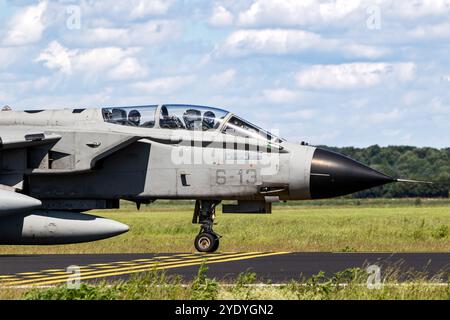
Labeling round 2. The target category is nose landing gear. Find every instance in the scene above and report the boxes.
[192,200,221,253]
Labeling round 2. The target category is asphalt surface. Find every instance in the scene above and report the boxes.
[0,252,449,286]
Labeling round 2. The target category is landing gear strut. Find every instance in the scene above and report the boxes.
[192,200,221,253]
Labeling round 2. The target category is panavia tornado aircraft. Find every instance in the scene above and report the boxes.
[0,104,424,252]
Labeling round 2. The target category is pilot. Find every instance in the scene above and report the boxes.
[128,110,141,126]
[183,109,202,130]
[202,111,216,130]
[103,109,112,121]
[160,106,185,129]
[112,108,127,125]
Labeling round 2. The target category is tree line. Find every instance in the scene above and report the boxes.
[321,145,450,198]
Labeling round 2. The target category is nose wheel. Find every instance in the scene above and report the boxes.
[192,200,221,253]
[195,231,220,253]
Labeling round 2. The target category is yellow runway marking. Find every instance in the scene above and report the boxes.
[1,252,253,286]
[41,269,63,272]
[46,272,70,275]
[96,265,121,269]
[17,272,40,276]
[162,258,183,262]
[22,274,50,279]
[0,253,212,282]
[29,252,289,287]
[1,252,214,285]
[132,259,152,262]
[0,252,289,287]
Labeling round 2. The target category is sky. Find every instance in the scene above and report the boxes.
[0,0,449,148]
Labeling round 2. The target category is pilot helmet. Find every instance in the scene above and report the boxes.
[183,109,202,129]
[203,111,216,129]
[128,110,141,126]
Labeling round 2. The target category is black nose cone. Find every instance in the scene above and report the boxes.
[310,148,395,199]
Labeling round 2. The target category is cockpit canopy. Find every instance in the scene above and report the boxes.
[159,105,228,131]
[102,105,228,131]
[102,104,282,143]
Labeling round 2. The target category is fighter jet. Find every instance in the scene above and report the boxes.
[0,104,425,252]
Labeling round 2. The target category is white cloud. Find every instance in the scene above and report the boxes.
[35,41,147,80]
[387,0,450,19]
[236,0,450,27]
[283,108,316,119]
[429,98,450,115]
[295,63,416,89]
[72,47,145,79]
[219,28,387,58]
[3,1,48,46]
[382,129,402,137]
[12,77,53,93]
[320,0,362,21]
[306,130,341,145]
[85,0,173,20]
[238,0,316,26]
[108,58,148,80]
[263,89,299,103]
[210,69,236,86]
[348,98,369,109]
[0,48,17,70]
[220,29,324,56]
[367,109,402,124]
[64,20,180,46]
[0,90,12,102]
[80,28,128,43]
[129,0,172,18]
[344,44,389,59]
[35,41,72,74]
[408,23,450,39]
[381,129,412,142]
[132,75,196,94]
[209,5,234,27]
[237,0,362,27]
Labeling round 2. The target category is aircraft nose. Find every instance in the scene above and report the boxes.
[309,148,395,199]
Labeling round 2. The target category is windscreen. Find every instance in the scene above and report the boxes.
[223,116,282,143]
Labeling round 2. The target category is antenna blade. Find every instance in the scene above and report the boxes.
[396,178,433,184]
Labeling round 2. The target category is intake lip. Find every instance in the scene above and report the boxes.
[310,148,395,199]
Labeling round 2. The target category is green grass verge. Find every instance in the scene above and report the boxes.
[0,200,449,254]
[2,264,448,300]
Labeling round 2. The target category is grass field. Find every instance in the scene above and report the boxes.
[0,199,449,254]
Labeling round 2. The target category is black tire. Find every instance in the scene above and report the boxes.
[194,233,219,253]
[211,237,220,252]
